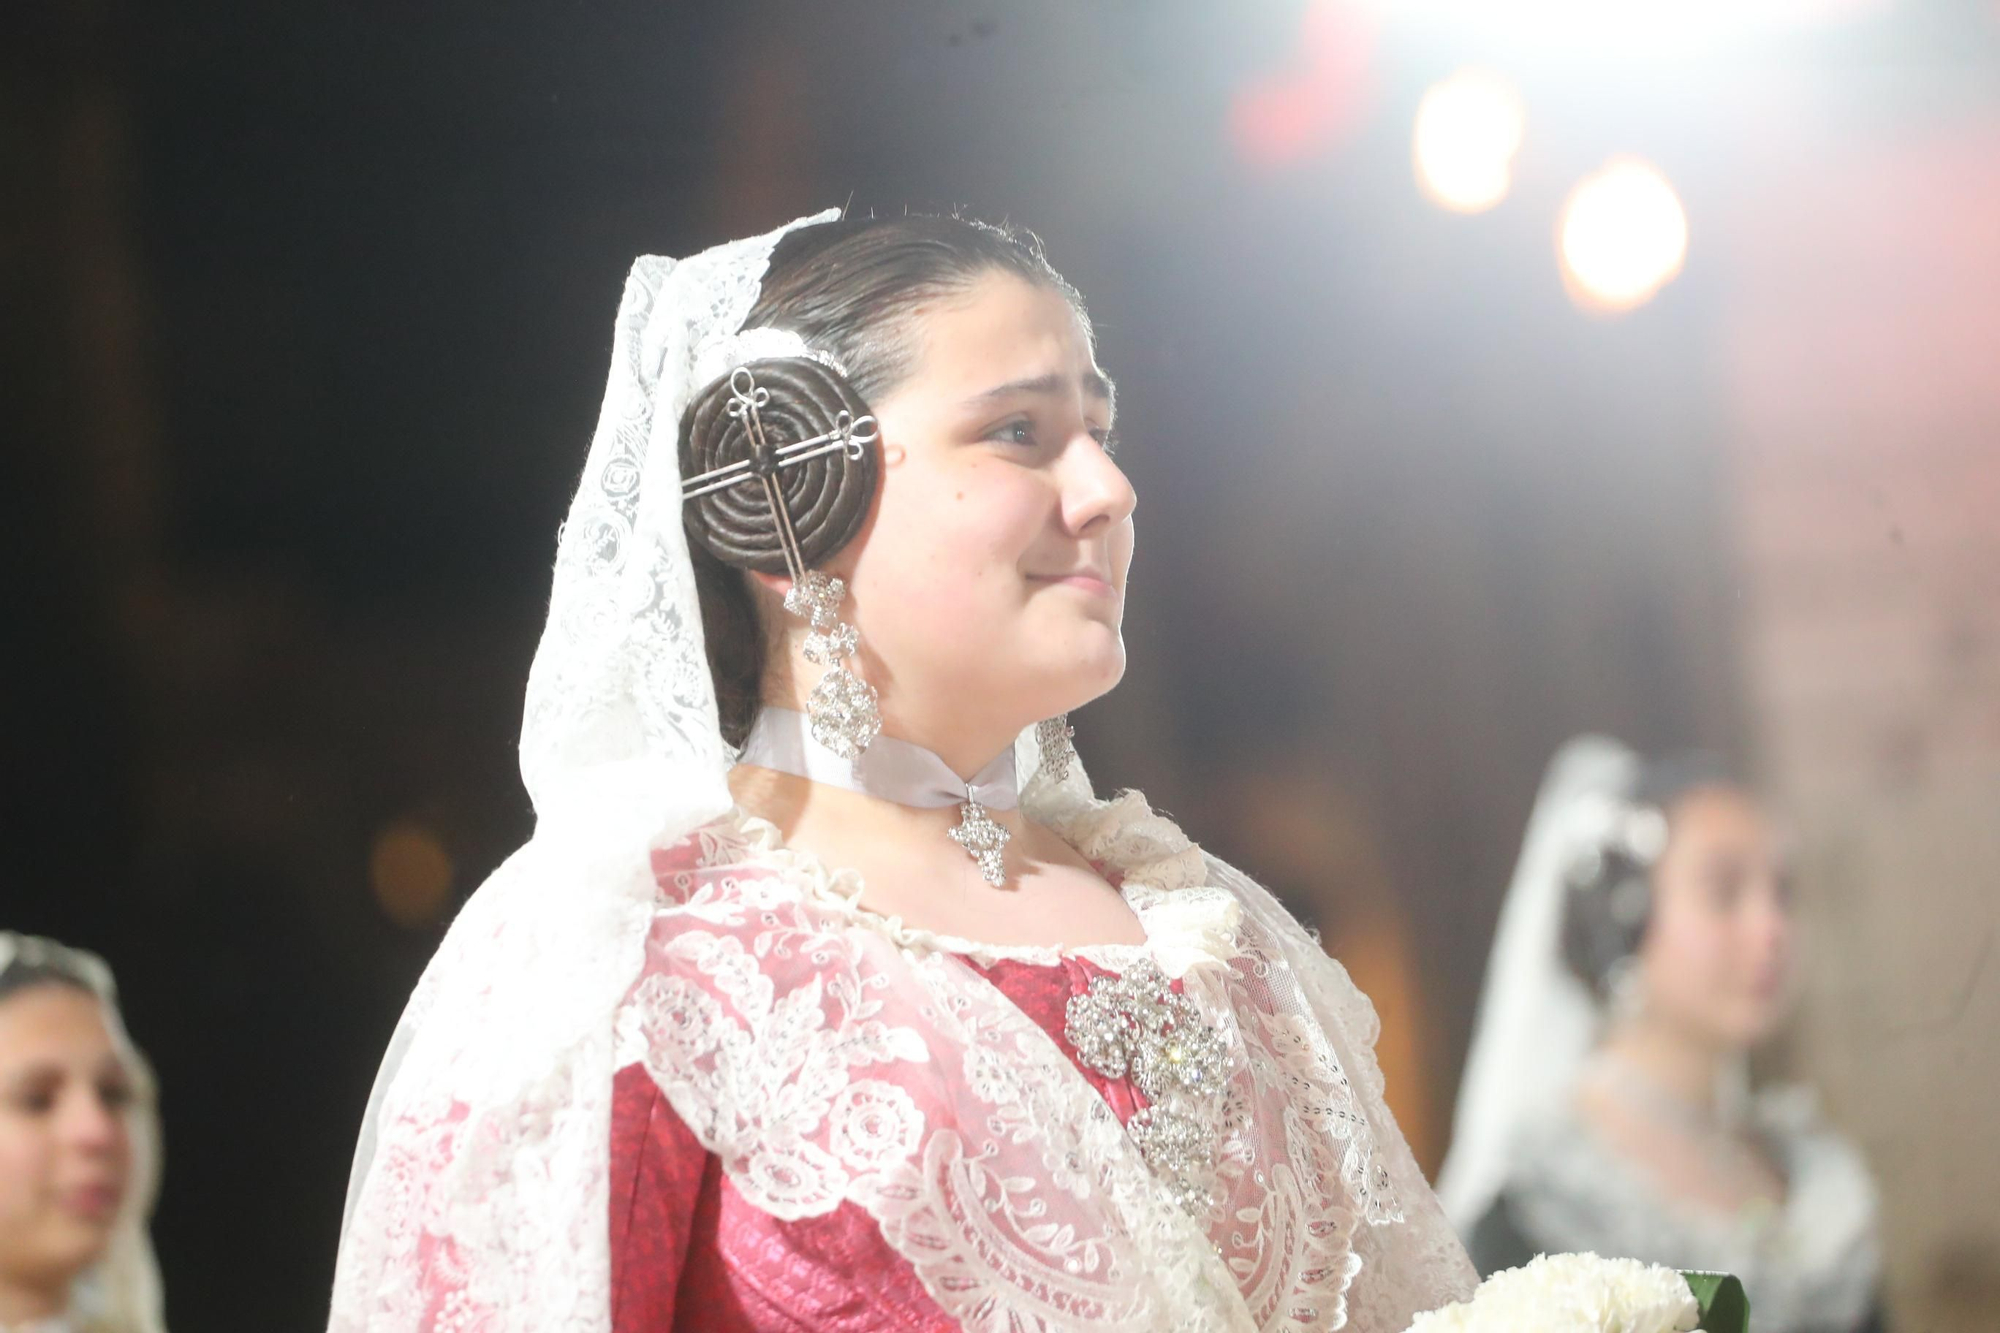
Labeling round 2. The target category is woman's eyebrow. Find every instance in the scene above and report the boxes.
[962,369,1116,411]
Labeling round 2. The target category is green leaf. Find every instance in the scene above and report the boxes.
[1681,1271,1750,1333]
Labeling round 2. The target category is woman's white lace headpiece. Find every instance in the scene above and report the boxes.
[1433,735,1644,1231]
[334,209,836,1305]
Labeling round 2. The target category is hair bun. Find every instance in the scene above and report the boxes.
[679,356,880,573]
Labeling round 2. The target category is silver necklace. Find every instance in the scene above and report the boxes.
[739,707,1021,885]
[1587,1051,1771,1186]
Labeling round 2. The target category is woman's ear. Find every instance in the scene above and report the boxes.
[749,570,792,599]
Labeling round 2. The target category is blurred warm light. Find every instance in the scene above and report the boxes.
[1231,0,1377,168]
[370,822,454,928]
[1557,158,1688,313]
[1412,69,1526,213]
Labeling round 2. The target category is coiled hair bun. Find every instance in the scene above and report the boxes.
[678,356,879,574]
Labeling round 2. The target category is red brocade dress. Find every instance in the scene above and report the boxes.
[609,954,1156,1331]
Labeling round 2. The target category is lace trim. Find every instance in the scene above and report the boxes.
[725,803,1243,976]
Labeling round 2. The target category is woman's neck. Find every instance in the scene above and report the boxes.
[0,1276,67,1327]
[758,682,1023,783]
[1597,1011,1737,1121]
[730,762,1027,839]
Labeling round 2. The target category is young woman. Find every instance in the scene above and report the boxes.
[330,211,1477,1331]
[1438,737,1885,1333]
[0,934,164,1333]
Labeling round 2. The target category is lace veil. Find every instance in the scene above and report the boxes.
[1432,736,1641,1231]
[0,933,167,1333]
[329,211,1474,1332]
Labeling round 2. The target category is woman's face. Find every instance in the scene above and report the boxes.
[1637,787,1797,1050]
[832,271,1136,750]
[0,984,132,1299]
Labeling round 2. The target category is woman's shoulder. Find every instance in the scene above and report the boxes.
[1753,1085,1880,1220]
[639,809,871,965]
[1033,786,1212,892]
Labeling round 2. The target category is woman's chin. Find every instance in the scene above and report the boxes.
[1054,639,1128,709]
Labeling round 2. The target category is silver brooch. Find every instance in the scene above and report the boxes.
[1064,959,1229,1214]
[948,800,1011,886]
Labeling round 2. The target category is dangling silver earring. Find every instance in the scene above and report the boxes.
[1036,715,1077,784]
[786,570,880,759]
[1605,955,1647,1025]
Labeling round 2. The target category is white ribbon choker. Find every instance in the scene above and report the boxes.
[738,707,1020,885]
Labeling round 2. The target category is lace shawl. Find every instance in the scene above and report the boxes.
[330,778,1474,1332]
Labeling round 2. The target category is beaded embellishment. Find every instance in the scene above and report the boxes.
[1064,958,1230,1213]
[947,800,1011,886]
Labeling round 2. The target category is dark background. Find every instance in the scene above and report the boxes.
[8,2,1993,1328]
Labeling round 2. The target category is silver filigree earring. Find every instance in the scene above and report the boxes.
[786,570,880,759]
[1036,715,1077,784]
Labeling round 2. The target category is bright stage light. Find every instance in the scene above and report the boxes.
[1557,158,1688,313]
[1412,69,1526,214]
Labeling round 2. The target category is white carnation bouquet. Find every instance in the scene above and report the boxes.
[1404,1254,1747,1333]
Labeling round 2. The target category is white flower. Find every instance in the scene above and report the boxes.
[1404,1253,1698,1333]
[827,1080,923,1170]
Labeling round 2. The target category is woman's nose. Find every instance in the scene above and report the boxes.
[61,1088,127,1155]
[1062,433,1137,534]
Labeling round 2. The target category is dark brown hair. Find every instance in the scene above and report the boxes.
[0,960,98,1005]
[688,214,1088,747]
[1559,752,1740,997]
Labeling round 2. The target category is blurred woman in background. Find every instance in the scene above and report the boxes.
[1436,737,1885,1332]
[0,934,164,1333]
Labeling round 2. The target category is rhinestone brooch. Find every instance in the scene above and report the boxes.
[1064,958,1230,1214]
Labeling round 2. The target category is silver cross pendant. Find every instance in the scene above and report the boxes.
[947,800,1010,886]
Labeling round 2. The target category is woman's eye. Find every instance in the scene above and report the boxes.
[988,419,1038,447]
[99,1080,134,1112]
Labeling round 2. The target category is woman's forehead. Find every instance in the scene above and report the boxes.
[904,272,1102,394]
[0,984,115,1061]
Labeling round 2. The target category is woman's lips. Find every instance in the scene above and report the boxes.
[61,1183,123,1221]
[1028,572,1114,596]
